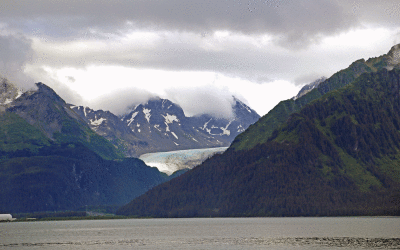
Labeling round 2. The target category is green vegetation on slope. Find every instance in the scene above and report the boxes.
[0,142,169,213]
[232,50,392,151]
[117,69,400,217]
[0,112,50,158]
[52,119,123,160]
[6,82,123,160]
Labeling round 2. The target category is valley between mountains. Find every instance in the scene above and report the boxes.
[0,77,259,213]
[2,44,400,217]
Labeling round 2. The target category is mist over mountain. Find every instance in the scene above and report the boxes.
[71,96,260,157]
[0,77,259,213]
[232,43,400,151]
[117,44,400,218]
[0,81,170,213]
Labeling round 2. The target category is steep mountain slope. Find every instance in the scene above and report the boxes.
[190,97,261,143]
[232,44,400,151]
[0,78,23,109]
[69,105,147,157]
[72,97,260,156]
[0,81,171,213]
[0,112,51,157]
[5,82,122,159]
[0,142,168,213]
[117,68,400,217]
[294,77,327,100]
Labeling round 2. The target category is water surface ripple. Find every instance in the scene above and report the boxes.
[1,217,399,249]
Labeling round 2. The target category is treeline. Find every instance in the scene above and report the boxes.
[14,211,87,220]
[117,69,400,217]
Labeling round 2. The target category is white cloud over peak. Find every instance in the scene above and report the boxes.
[0,0,399,116]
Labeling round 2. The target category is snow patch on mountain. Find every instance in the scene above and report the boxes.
[171,131,178,139]
[221,121,232,136]
[163,113,179,124]
[3,98,13,105]
[90,117,106,126]
[143,108,151,123]
[126,111,139,126]
[16,89,23,99]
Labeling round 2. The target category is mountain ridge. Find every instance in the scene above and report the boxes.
[117,68,400,217]
[71,96,260,157]
[0,81,174,213]
[116,45,400,217]
[232,43,400,151]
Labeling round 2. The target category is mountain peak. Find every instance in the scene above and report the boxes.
[232,96,260,121]
[117,68,400,218]
[293,77,327,100]
[33,82,66,104]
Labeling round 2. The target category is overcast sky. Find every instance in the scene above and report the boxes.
[1,0,400,117]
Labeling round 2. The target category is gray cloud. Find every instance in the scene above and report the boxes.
[0,33,35,89]
[1,0,400,117]
[3,0,399,85]
[87,88,154,116]
[165,85,235,119]
[33,31,392,85]
[25,64,84,105]
[66,76,75,82]
[343,0,400,27]
[294,73,326,86]
[80,85,237,118]
[0,0,360,48]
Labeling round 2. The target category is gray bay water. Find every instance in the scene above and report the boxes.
[1,217,399,249]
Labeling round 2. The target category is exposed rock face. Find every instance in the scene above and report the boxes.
[72,97,260,157]
[0,78,23,108]
[387,44,400,69]
[294,77,327,100]
[2,79,260,158]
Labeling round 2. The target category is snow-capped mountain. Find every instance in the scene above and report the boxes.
[2,82,122,159]
[191,97,261,142]
[68,105,149,157]
[2,79,259,157]
[72,97,260,157]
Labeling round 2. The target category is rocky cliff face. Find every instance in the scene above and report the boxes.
[0,78,23,109]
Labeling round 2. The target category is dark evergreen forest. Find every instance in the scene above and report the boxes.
[117,69,400,217]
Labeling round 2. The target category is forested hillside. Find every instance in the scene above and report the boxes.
[117,69,400,217]
[0,82,170,213]
[232,44,400,151]
[0,142,169,213]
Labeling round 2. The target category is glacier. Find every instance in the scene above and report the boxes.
[139,147,228,175]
